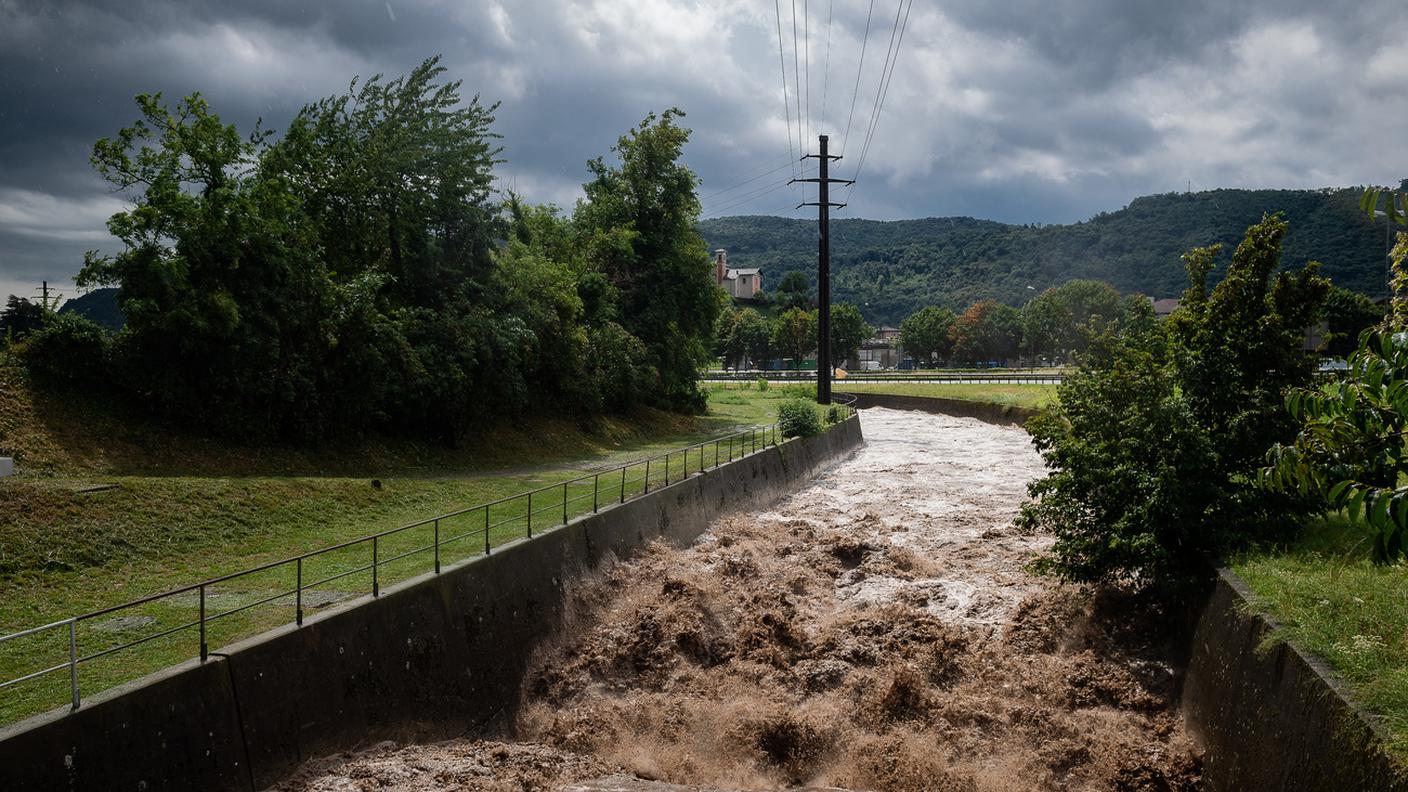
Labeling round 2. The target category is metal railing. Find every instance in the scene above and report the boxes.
[0,406,857,720]
[704,370,1065,384]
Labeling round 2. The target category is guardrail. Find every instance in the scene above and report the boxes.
[0,403,856,723]
[705,371,1065,384]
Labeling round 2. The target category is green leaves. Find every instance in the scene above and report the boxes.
[1362,187,1408,227]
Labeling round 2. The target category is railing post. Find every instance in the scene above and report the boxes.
[665,453,670,486]
[594,473,599,513]
[644,459,651,494]
[68,620,79,711]
[372,537,379,597]
[434,518,441,574]
[621,466,627,503]
[484,505,491,555]
[296,558,303,626]
[527,493,533,538]
[563,481,569,525]
[199,583,207,662]
[715,440,719,468]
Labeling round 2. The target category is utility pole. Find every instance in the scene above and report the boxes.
[793,134,853,405]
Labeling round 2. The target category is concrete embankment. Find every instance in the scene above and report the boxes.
[1182,569,1408,791]
[837,390,1039,426]
[845,391,1407,791]
[0,417,863,792]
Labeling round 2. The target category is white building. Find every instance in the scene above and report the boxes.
[713,249,762,300]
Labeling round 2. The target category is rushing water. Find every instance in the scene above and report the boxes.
[275,408,1200,791]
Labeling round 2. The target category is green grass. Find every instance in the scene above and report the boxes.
[0,377,813,725]
[836,381,1058,410]
[1233,516,1408,762]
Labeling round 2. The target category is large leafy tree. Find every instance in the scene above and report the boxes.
[1263,193,1408,563]
[824,302,874,366]
[1322,286,1384,358]
[774,271,813,312]
[771,308,816,370]
[576,109,719,410]
[1022,214,1328,586]
[716,307,770,369]
[899,306,954,366]
[950,299,1022,364]
[78,91,341,438]
[0,296,46,342]
[1022,279,1126,363]
[268,56,501,310]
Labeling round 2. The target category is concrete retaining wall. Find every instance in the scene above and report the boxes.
[837,390,1040,426]
[1182,568,1408,791]
[0,417,863,792]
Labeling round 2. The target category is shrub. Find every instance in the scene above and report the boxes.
[777,398,822,438]
[1019,215,1327,588]
[826,405,842,424]
[757,376,769,392]
[21,313,111,387]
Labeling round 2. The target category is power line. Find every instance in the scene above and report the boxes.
[773,0,798,180]
[844,0,912,187]
[791,0,803,159]
[805,0,816,155]
[702,179,794,216]
[699,157,797,203]
[820,0,834,134]
[840,0,876,157]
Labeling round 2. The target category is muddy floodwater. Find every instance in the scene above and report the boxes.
[275,408,1201,791]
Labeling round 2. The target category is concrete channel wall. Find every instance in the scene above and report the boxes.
[0,417,864,792]
[1182,569,1408,792]
[838,390,1040,426]
[838,391,1408,789]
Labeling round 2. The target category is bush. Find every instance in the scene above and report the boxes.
[757,376,768,391]
[21,313,111,387]
[826,405,842,424]
[778,398,822,438]
[1019,215,1327,588]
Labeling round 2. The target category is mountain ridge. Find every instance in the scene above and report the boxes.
[698,187,1392,325]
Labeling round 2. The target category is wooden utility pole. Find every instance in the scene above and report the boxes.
[793,134,852,405]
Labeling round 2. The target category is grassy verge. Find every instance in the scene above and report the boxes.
[1232,516,1408,762]
[0,376,811,724]
[836,381,1058,410]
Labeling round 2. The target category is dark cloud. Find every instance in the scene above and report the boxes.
[1,0,1405,299]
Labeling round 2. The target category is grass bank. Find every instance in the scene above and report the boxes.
[1232,516,1408,762]
[835,381,1058,410]
[0,370,811,724]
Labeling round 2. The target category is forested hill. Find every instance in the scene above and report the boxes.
[698,188,1390,325]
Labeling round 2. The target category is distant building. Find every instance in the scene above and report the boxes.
[875,325,901,341]
[1151,297,1180,317]
[713,249,762,300]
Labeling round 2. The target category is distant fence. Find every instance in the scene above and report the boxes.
[705,370,1065,385]
[0,400,854,725]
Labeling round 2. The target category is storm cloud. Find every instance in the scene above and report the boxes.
[1,0,1405,299]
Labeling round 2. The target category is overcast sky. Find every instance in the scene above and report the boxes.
[2,0,1406,302]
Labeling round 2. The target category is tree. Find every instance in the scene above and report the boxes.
[1322,285,1384,358]
[771,308,816,370]
[1021,214,1329,586]
[950,300,1021,364]
[716,307,767,369]
[1263,197,1408,563]
[0,296,46,342]
[1021,279,1125,362]
[774,271,813,312]
[576,109,719,410]
[899,306,954,366]
[825,302,874,366]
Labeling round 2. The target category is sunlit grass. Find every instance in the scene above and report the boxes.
[1233,515,1408,762]
[836,381,1058,410]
